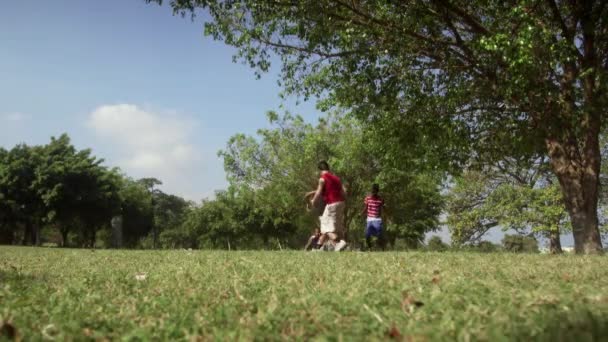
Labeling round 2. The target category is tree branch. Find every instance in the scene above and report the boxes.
[435,1,490,35]
[546,0,573,39]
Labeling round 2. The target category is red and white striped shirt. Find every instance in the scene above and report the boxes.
[364,195,384,219]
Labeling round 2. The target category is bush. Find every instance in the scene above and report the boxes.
[427,236,448,251]
[502,234,538,253]
[476,240,501,253]
[159,228,196,249]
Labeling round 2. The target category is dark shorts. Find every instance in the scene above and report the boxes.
[365,219,383,238]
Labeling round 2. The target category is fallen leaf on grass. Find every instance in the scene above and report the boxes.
[386,324,402,340]
[431,276,441,284]
[42,324,58,340]
[401,292,424,314]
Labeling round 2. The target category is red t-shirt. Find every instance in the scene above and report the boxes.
[364,195,384,218]
[321,172,344,204]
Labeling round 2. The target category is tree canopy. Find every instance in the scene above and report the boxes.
[0,134,191,248]
[148,0,608,253]
[446,158,570,253]
[221,111,444,247]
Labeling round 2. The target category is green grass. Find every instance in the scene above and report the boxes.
[1,247,607,341]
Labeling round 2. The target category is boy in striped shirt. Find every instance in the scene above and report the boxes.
[363,183,385,250]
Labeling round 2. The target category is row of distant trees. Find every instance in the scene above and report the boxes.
[159,111,445,250]
[0,112,445,250]
[426,235,540,253]
[0,134,189,248]
[3,110,606,251]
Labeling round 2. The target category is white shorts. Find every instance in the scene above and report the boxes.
[320,201,345,234]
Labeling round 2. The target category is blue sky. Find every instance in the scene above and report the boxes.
[0,0,318,200]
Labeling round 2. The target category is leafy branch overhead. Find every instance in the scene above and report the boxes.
[147,0,608,253]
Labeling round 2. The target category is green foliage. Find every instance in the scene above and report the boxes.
[119,178,154,247]
[0,134,189,248]
[39,135,123,246]
[3,246,608,340]
[502,234,539,253]
[0,143,45,244]
[218,111,443,247]
[161,187,264,249]
[476,240,502,253]
[148,0,608,252]
[0,135,123,246]
[426,236,448,252]
[149,0,607,163]
[447,160,569,247]
[452,240,502,253]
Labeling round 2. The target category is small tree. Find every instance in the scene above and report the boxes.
[427,236,449,252]
[502,234,539,253]
[476,240,501,253]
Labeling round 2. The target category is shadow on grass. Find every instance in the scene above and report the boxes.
[512,309,608,341]
[0,270,49,288]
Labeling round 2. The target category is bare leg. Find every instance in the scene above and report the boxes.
[326,232,338,243]
[317,233,327,248]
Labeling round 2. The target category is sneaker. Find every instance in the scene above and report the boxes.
[334,240,347,252]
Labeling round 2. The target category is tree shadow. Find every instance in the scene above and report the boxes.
[511,309,608,341]
[0,270,49,288]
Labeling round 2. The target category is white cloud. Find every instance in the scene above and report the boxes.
[2,112,30,122]
[88,104,204,200]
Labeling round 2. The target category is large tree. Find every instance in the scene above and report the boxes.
[118,177,155,247]
[151,190,191,248]
[149,0,608,253]
[0,144,46,245]
[1,135,126,247]
[36,134,122,247]
[0,147,16,244]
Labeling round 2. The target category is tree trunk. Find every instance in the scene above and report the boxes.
[111,216,123,248]
[60,228,69,247]
[547,137,603,254]
[86,229,96,248]
[22,221,32,245]
[0,226,14,245]
[343,205,351,242]
[33,222,41,246]
[548,229,562,254]
[548,14,606,254]
[153,226,158,249]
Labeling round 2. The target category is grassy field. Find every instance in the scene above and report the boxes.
[1,247,607,341]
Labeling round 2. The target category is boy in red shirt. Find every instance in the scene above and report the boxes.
[309,161,347,251]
